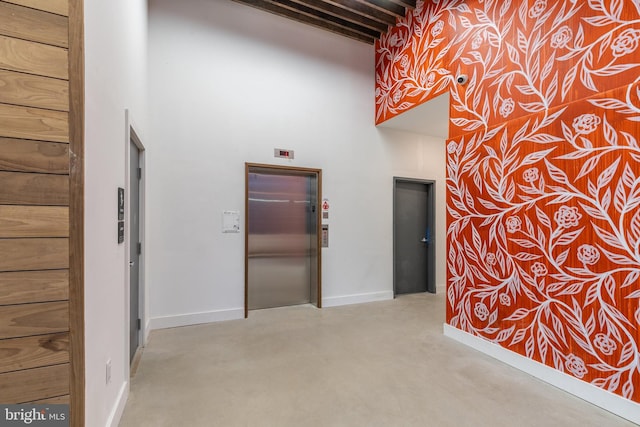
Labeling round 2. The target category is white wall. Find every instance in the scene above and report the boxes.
[379,128,447,288]
[147,0,446,326]
[84,0,148,425]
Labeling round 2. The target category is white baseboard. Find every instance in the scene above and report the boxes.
[443,324,640,425]
[322,290,393,308]
[149,308,244,330]
[106,381,129,427]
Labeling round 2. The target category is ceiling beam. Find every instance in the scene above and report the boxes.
[232,0,376,44]
[354,0,406,18]
[386,0,416,8]
[322,0,397,27]
[270,0,381,38]
[287,0,390,33]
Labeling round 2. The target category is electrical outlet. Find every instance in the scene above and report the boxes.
[106,359,112,385]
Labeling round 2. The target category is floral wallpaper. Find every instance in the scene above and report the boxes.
[376,0,640,403]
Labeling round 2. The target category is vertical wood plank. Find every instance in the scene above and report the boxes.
[68,0,84,424]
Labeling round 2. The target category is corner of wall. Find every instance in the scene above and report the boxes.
[106,382,129,427]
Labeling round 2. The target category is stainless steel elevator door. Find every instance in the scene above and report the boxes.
[247,171,317,310]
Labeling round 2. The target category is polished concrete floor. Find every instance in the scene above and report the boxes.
[120,292,637,427]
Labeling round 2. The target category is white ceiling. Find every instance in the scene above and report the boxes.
[376,92,450,139]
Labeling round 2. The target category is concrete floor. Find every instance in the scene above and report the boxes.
[119,292,637,427]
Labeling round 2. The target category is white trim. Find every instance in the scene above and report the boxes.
[149,308,244,330]
[125,109,147,349]
[443,324,640,425]
[106,381,129,427]
[144,318,151,343]
[322,290,393,308]
[124,109,148,390]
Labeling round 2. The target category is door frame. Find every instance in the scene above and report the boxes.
[393,177,436,297]
[125,111,147,371]
[244,163,322,317]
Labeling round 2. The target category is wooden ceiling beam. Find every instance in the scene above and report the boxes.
[354,0,406,18]
[270,0,381,38]
[322,0,396,26]
[232,0,376,44]
[386,0,416,8]
[287,0,389,33]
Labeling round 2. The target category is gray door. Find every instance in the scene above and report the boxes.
[129,140,141,361]
[394,179,436,295]
[247,169,318,310]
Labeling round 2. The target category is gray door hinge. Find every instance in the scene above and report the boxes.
[137,242,142,255]
[137,167,142,179]
[137,318,141,330]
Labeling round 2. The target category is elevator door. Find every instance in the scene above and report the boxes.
[247,170,318,310]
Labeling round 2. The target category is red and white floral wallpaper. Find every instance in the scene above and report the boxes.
[376,0,640,402]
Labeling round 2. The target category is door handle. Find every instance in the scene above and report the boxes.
[421,238,428,243]
[129,261,135,267]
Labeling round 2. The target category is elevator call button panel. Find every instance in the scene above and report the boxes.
[321,224,329,248]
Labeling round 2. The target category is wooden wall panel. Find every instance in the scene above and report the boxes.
[0,0,79,419]
[0,35,68,79]
[0,270,68,305]
[0,138,69,174]
[0,333,68,373]
[0,104,68,142]
[0,238,69,271]
[0,206,68,238]
[0,70,69,111]
[0,301,68,339]
[29,394,70,404]
[0,2,68,48]
[0,171,69,205]
[2,0,68,17]
[0,363,69,403]
[68,0,84,423]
